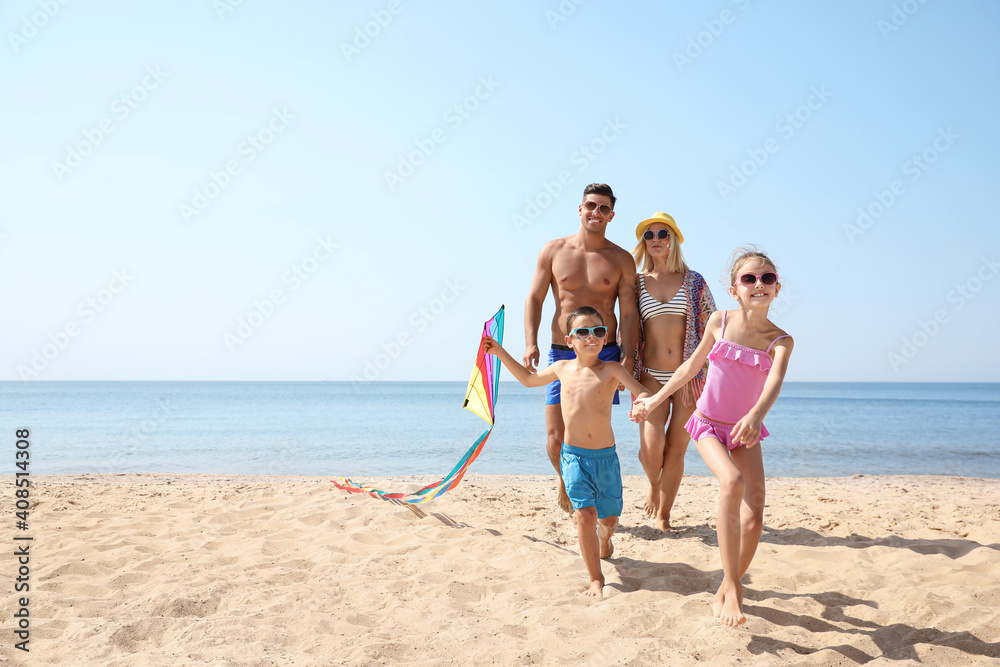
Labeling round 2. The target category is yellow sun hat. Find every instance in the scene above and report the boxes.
[635,212,683,244]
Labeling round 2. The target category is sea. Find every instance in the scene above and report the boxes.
[2,382,999,479]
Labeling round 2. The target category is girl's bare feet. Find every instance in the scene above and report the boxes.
[712,584,725,617]
[643,485,658,518]
[716,581,746,627]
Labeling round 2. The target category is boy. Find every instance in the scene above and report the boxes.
[483,306,650,598]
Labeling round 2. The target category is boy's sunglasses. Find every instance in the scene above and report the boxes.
[569,326,608,339]
[582,201,613,216]
[737,272,778,286]
[643,229,670,241]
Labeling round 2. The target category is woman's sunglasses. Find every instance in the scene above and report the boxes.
[583,201,613,216]
[569,326,608,339]
[642,229,670,241]
[737,272,778,286]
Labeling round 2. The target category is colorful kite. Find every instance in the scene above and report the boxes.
[333,305,504,506]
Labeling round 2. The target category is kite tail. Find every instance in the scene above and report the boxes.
[331,478,408,501]
[332,427,492,505]
[331,305,503,508]
[404,427,492,504]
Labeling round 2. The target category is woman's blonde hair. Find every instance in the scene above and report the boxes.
[632,230,688,274]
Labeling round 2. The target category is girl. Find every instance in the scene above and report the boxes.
[631,213,715,531]
[631,246,793,627]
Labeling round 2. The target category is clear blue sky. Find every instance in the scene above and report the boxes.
[2,1,998,382]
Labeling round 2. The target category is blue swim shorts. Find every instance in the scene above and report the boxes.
[560,443,623,519]
[544,343,621,405]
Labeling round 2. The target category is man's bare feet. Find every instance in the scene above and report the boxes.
[654,515,672,532]
[716,582,746,627]
[583,579,604,598]
[557,480,572,515]
[643,485,658,518]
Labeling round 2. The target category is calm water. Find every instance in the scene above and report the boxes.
[2,382,999,478]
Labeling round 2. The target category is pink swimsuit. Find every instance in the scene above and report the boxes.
[685,310,790,450]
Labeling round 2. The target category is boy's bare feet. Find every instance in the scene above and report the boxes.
[599,534,614,559]
[598,519,618,559]
[583,579,605,598]
[557,480,572,514]
[654,515,672,532]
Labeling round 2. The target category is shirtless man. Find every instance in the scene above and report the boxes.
[523,183,639,513]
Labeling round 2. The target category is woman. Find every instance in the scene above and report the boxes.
[631,212,715,531]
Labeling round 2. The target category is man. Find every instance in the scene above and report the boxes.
[523,183,638,513]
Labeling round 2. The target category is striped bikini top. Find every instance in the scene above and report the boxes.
[638,274,686,322]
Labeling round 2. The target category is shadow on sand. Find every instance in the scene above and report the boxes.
[604,557,999,663]
[620,520,999,559]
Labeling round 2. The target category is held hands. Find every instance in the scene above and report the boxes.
[629,396,653,422]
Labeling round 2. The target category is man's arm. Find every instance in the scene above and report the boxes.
[616,250,639,372]
[523,242,554,372]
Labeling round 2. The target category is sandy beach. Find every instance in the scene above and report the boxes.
[3,473,999,666]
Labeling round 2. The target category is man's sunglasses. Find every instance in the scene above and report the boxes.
[736,272,778,286]
[583,201,613,216]
[569,326,609,339]
[643,229,670,241]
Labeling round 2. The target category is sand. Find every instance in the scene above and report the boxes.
[2,473,999,666]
